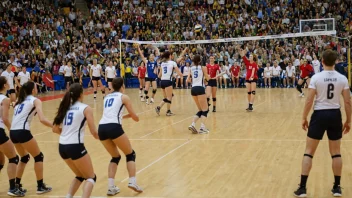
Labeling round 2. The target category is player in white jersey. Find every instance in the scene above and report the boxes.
[186,55,210,134]
[294,50,351,198]
[183,62,191,88]
[98,78,143,195]
[18,66,30,86]
[9,81,53,195]
[53,83,98,198]
[90,59,105,100]
[64,61,74,90]
[286,62,296,88]
[105,61,116,92]
[1,64,18,106]
[155,50,184,116]
[0,77,24,196]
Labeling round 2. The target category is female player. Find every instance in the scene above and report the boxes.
[206,55,221,112]
[240,49,258,112]
[105,61,116,92]
[187,55,210,134]
[64,61,73,90]
[137,62,146,101]
[1,64,18,106]
[10,81,53,194]
[155,50,185,116]
[296,59,314,97]
[137,45,160,104]
[0,76,24,196]
[90,59,105,100]
[98,78,143,195]
[53,83,99,198]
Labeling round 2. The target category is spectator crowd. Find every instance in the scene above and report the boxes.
[0,0,351,90]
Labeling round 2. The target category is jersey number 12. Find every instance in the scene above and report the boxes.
[327,83,334,99]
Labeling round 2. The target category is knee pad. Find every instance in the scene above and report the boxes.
[126,150,136,162]
[102,91,105,94]
[166,99,171,104]
[20,154,30,163]
[34,152,44,163]
[152,89,157,94]
[110,156,121,165]
[163,98,168,103]
[94,91,97,94]
[0,164,3,171]
[332,154,341,159]
[202,111,209,117]
[248,91,251,95]
[207,98,210,102]
[212,98,216,102]
[304,154,313,159]
[251,91,256,95]
[9,155,19,164]
[172,93,174,97]
[139,88,143,91]
[86,174,97,185]
[75,176,85,182]
[144,90,148,95]
[196,111,202,118]
[146,96,149,99]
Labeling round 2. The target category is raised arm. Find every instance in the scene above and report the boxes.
[176,47,188,64]
[137,45,148,65]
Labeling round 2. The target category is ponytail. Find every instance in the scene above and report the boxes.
[53,83,83,125]
[16,81,35,106]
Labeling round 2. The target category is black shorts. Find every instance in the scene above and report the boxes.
[191,86,205,96]
[160,80,173,89]
[0,128,9,145]
[308,109,343,140]
[98,123,124,141]
[107,78,113,82]
[10,130,33,144]
[146,77,156,82]
[65,77,73,85]
[7,89,15,95]
[207,79,217,87]
[92,76,101,81]
[246,79,258,83]
[59,144,87,160]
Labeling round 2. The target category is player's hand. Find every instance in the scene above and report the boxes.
[302,119,309,131]
[249,77,253,81]
[343,122,351,134]
[92,132,99,139]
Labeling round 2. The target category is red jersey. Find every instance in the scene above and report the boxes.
[137,66,146,78]
[206,64,220,78]
[242,56,258,80]
[230,65,240,77]
[299,64,314,78]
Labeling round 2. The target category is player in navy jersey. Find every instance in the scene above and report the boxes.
[137,45,160,104]
[53,83,98,198]
[98,78,143,194]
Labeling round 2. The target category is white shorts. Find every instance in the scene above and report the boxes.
[223,74,229,79]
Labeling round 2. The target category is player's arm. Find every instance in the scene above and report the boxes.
[186,71,191,83]
[34,99,53,128]
[158,66,162,78]
[122,95,139,121]
[176,47,188,64]
[203,66,210,81]
[89,66,93,78]
[2,98,11,131]
[152,45,160,56]
[302,76,317,131]
[84,106,99,139]
[52,124,62,134]
[137,45,148,65]
[342,86,351,134]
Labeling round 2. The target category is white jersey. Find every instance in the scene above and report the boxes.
[286,66,296,77]
[0,95,7,129]
[1,71,15,89]
[59,102,88,145]
[99,92,124,125]
[312,60,321,74]
[272,66,281,76]
[161,60,177,80]
[191,65,205,87]
[309,70,349,110]
[183,66,190,77]
[264,67,272,77]
[11,95,37,130]
[64,66,72,77]
[18,71,30,85]
[105,66,116,78]
[91,64,102,77]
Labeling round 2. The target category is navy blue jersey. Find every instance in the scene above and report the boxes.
[147,61,158,78]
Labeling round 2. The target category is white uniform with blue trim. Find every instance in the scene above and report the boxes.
[161,60,177,80]
[11,96,37,130]
[99,92,124,125]
[0,94,7,129]
[191,65,204,87]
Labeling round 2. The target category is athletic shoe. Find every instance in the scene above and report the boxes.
[299,93,305,98]
[293,186,307,197]
[128,183,143,193]
[188,125,198,134]
[155,106,160,116]
[145,99,149,105]
[248,106,253,112]
[166,111,175,116]
[150,98,154,104]
[36,183,52,194]
[331,185,342,197]
[141,97,145,102]
[107,186,120,196]
[7,188,25,197]
[199,128,209,134]
[16,184,27,194]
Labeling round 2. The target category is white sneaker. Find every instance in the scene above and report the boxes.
[141,97,145,102]
[299,93,305,98]
[145,99,149,105]
[188,125,198,134]
[150,98,154,104]
[199,128,209,134]
[107,186,120,196]
[128,183,143,193]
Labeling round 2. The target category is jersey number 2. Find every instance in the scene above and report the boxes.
[105,98,114,108]
[64,112,74,126]
[327,83,334,99]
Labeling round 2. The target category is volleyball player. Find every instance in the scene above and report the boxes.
[286,62,296,88]
[206,56,220,112]
[240,49,258,112]
[64,62,74,90]
[90,59,105,100]
[137,62,146,101]
[294,49,351,197]
[0,76,24,196]
[137,45,160,104]
[10,81,53,194]
[296,59,314,97]
[98,78,143,195]
[105,61,116,92]
[1,64,18,106]
[187,55,210,134]
[53,83,98,198]
[155,50,185,116]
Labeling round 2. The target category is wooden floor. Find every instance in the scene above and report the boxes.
[0,88,351,198]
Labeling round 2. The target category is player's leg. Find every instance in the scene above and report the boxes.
[249,82,256,111]
[206,85,211,109]
[211,86,217,112]
[63,159,84,198]
[92,79,98,100]
[245,82,251,110]
[165,85,174,116]
[72,154,96,198]
[144,80,151,104]
[189,95,202,134]
[151,80,157,103]
[155,87,167,116]
[296,78,305,97]
[13,144,29,193]
[98,79,106,98]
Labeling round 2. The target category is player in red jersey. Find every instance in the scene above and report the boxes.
[240,49,258,112]
[297,59,314,97]
[137,62,147,101]
[206,56,221,112]
[230,62,241,88]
